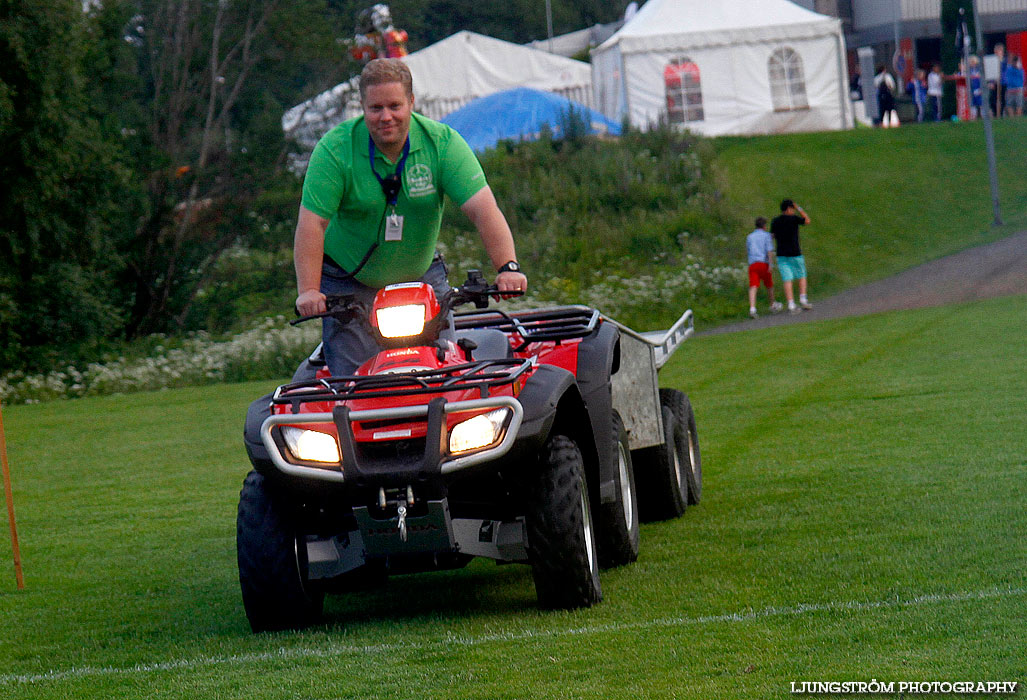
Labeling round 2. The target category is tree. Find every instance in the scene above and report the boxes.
[328,0,629,52]
[940,0,977,119]
[96,0,356,337]
[0,0,140,369]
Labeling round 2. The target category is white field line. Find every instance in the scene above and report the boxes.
[3,585,1024,686]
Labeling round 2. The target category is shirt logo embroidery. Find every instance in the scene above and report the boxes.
[407,163,435,196]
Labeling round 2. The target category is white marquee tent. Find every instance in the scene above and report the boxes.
[591,0,853,136]
[284,31,593,152]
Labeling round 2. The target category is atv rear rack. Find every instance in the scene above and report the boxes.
[454,306,600,351]
[457,305,693,369]
[272,358,534,412]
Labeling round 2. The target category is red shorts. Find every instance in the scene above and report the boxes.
[748,262,773,288]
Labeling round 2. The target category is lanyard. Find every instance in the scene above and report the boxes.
[368,136,410,207]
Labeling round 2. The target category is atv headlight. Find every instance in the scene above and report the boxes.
[449,409,509,454]
[281,427,341,463]
[375,304,426,338]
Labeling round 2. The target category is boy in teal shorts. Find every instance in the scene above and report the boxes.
[770,199,812,314]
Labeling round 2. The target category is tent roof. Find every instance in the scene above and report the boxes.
[405,31,591,101]
[282,30,592,150]
[595,0,841,54]
[441,87,620,152]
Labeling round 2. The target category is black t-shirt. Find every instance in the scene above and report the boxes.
[771,214,805,257]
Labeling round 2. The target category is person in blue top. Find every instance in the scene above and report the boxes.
[907,69,928,122]
[745,217,782,319]
[1003,55,1024,117]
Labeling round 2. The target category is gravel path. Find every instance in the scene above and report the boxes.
[702,229,1027,335]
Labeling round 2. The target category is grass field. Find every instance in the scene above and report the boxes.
[1,292,1024,699]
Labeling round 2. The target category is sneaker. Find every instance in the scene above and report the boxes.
[800,300,813,311]
[788,304,800,315]
[749,308,758,319]
[770,302,784,313]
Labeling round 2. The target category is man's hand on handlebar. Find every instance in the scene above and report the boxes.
[296,289,326,316]
[495,271,527,300]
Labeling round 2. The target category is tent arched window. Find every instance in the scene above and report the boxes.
[768,47,808,111]
[664,58,704,123]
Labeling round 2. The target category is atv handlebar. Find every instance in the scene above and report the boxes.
[290,294,365,326]
[448,269,524,309]
[290,270,522,324]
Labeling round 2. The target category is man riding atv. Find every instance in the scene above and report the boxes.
[236,59,703,634]
[294,58,527,376]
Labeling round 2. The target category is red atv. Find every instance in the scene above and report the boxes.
[239,270,701,632]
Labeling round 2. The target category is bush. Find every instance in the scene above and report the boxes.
[438,124,743,327]
[0,318,318,404]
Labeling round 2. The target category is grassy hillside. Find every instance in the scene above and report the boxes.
[1,294,1024,698]
[714,118,1027,303]
[432,118,1027,332]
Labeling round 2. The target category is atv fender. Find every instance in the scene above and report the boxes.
[513,364,601,504]
[574,321,622,505]
[244,392,274,470]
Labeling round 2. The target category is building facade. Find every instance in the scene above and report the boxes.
[793,0,1027,77]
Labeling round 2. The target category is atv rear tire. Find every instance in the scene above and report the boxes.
[660,388,701,505]
[526,435,602,609]
[597,411,639,568]
[237,471,324,632]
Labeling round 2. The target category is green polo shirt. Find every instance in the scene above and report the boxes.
[301,112,487,288]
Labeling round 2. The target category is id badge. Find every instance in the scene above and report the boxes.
[385,214,404,241]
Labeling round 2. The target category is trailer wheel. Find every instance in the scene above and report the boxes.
[660,388,701,505]
[526,435,602,609]
[634,404,686,521]
[597,411,639,568]
[237,471,324,632]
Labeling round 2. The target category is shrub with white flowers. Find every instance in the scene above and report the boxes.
[1,255,743,404]
[0,317,319,404]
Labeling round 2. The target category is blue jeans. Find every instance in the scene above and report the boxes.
[320,254,450,376]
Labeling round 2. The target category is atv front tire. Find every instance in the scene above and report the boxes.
[526,435,602,609]
[597,411,640,568]
[237,471,324,632]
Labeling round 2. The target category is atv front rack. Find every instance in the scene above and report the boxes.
[272,358,534,413]
[454,306,600,351]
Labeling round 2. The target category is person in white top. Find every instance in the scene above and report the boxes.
[927,64,944,121]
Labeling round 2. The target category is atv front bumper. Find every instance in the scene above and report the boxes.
[259,395,524,484]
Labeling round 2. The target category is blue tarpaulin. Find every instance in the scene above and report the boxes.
[440,87,622,152]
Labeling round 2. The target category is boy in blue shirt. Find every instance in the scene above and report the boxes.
[746,217,782,318]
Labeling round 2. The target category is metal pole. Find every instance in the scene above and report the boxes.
[893,2,902,93]
[968,0,1003,225]
[545,0,554,53]
[0,402,24,590]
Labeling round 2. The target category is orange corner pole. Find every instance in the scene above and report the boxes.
[0,401,24,589]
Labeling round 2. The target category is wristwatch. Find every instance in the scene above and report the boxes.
[497,260,521,274]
